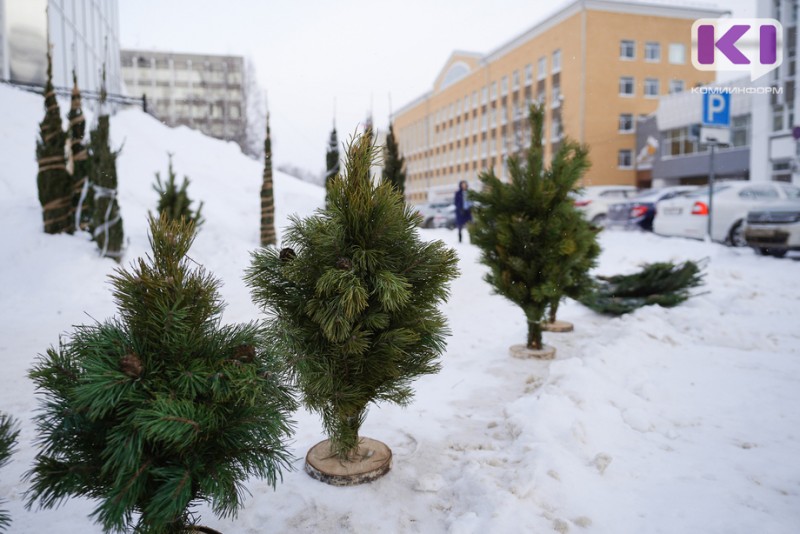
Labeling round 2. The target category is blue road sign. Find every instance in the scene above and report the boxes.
[702,92,731,127]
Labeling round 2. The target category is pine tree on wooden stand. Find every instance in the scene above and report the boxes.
[325,124,339,207]
[90,67,124,260]
[69,70,93,233]
[382,122,406,195]
[25,216,296,534]
[37,48,74,234]
[152,154,204,228]
[469,104,591,359]
[246,133,459,486]
[260,112,276,246]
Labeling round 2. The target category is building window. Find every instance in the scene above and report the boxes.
[537,56,547,79]
[645,42,661,62]
[481,86,488,104]
[618,149,633,168]
[525,64,533,85]
[512,70,520,90]
[552,49,562,73]
[472,91,478,108]
[644,78,659,97]
[490,82,497,100]
[620,40,635,59]
[619,76,635,96]
[619,113,634,132]
[773,104,786,132]
[669,79,685,94]
[772,161,792,182]
[731,115,750,147]
[501,76,508,95]
[552,118,562,141]
[669,43,686,64]
[552,84,561,106]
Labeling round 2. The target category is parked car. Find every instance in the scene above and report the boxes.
[573,185,639,225]
[653,181,800,246]
[744,200,800,257]
[431,205,457,229]
[415,201,453,228]
[606,186,697,231]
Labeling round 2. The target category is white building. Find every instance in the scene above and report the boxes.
[0,0,122,95]
[120,49,246,148]
[750,0,800,184]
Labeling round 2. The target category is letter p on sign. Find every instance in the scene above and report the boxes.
[703,93,730,127]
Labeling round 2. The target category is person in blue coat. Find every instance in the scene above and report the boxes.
[454,180,472,243]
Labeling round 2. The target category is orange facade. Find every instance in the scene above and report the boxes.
[393,0,725,204]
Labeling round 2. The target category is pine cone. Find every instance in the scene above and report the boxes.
[120,353,143,378]
[336,257,352,270]
[279,247,296,262]
[233,344,256,363]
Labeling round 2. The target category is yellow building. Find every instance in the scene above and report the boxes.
[393,0,727,204]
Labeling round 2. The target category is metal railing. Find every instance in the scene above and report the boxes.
[0,78,148,112]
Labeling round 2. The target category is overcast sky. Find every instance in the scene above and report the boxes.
[119,0,756,174]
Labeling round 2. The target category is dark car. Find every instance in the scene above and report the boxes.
[606,186,697,231]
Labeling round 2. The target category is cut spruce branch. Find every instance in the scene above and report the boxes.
[578,260,707,316]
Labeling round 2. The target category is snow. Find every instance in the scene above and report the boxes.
[1,84,799,533]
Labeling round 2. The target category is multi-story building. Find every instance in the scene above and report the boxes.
[393,0,727,204]
[121,49,246,148]
[635,78,753,187]
[751,0,800,184]
[0,0,122,94]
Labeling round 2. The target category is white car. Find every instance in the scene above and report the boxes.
[744,200,800,257]
[573,185,639,224]
[414,201,453,228]
[653,181,800,246]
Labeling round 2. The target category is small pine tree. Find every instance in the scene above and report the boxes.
[469,104,591,350]
[382,122,406,195]
[578,260,705,316]
[246,133,459,460]
[37,48,73,234]
[90,67,124,260]
[26,216,296,534]
[68,70,93,232]
[325,125,340,206]
[152,154,204,228]
[0,413,20,532]
[547,219,601,324]
[260,112,276,246]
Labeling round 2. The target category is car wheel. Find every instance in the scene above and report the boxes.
[591,214,607,226]
[769,249,788,258]
[727,220,747,247]
[424,217,434,229]
[756,247,770,256]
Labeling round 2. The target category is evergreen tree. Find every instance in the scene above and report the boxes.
[0,413,20,532]
[325,125,339,206]
[260,112,276,246]
[26,216,296,534]
[578,260,705,316]
[90,67,124,260]
[246,133,459,460]
[382,123,406,195]
[152,155,204,228]
[469,104,591,350]
[37,48,73,234]
[69,70,93,232]
[546,210,601,325]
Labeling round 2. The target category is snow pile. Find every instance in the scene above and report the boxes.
[1,84,799,533]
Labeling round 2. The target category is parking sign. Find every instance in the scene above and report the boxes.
[702,92,730,127]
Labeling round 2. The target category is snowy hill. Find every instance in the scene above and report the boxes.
[1,84,800,533]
